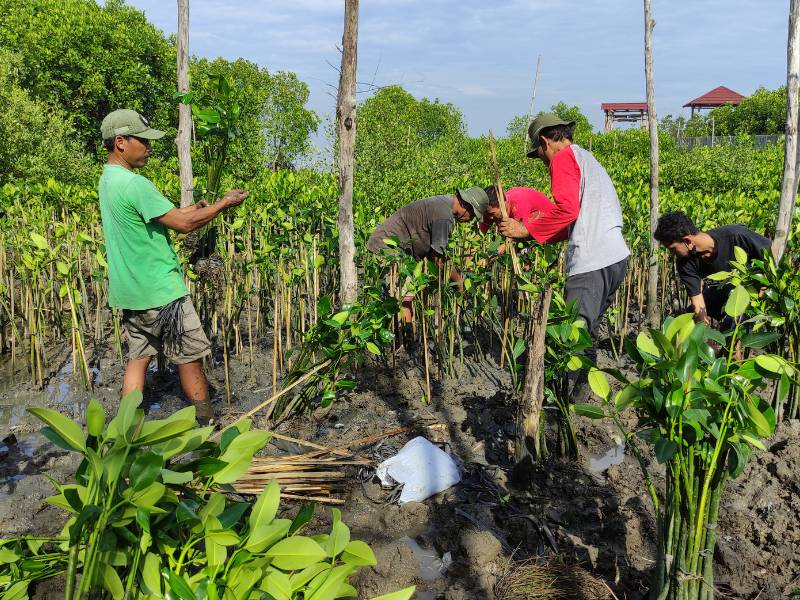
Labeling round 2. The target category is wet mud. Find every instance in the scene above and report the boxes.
[1,338,798,599]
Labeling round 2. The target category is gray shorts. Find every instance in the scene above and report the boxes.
[122,296,211,364]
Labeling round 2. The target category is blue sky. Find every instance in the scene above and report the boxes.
[126,0,787,139]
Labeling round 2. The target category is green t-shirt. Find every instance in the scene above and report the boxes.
[99,165,188,310]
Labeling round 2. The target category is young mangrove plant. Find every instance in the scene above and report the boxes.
[581,295,794,599]
[0,394,415,600]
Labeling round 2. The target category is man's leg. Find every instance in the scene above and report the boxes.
[170,298,214,424]
[177,360,214,424]
[121,356,153,396]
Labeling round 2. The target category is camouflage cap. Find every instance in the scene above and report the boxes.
[101,109,165,141]
[526,112,574,158]
[456,186,489,220]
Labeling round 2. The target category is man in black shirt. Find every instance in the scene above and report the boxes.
[654,211,771,324]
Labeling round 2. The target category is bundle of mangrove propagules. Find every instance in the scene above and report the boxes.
[232,427,411,505]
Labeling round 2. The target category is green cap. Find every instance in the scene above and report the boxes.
[526,112,574,158]
[101,109,165,141]
[457,186,489,220]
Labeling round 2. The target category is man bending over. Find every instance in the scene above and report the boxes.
[654,211,771,324]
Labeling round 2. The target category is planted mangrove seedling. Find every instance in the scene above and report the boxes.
[578,305,795,600]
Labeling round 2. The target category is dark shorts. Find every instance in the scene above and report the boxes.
[122,296,211,364]
[564,257,629,336]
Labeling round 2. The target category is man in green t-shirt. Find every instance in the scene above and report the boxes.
[99,109,247,424]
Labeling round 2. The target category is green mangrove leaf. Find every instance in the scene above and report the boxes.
[289,503,316,535]
[654,438,678,463]
[340,540,377,566]
[636,332,660,357]
[101,563,124,600]
[246,518,291,553]
[724,284,750,318]
[587,368,610,400]
[249,480,280,531]
[86,399,105,437]
[326,520,350,558]
[28,408,85,452]
[141,553,161,595]
[130,451,164,491]
[369,587,417,600]
[265,536,327,571]
[572,404,605,419]
[289,563,329,591]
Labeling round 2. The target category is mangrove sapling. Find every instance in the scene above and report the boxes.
[271,290,399,420]
[581,300,794,600]
[544,292,592,459]
[707,243,800,419]
[0,394,416,600]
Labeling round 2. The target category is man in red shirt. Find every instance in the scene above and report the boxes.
[498,113,629,401]
[479,186,556,237]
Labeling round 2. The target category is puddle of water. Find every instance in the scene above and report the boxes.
[398,536,451,581]
[589,444,626,472]
[0,359,92,430]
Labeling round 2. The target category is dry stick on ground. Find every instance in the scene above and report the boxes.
[209,359,331,443]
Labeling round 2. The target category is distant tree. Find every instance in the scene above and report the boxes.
[0,0,177,156]
[710,86,786,135]
[263,71,319,170]
[356,86,466,177]
[0,51,95,183]
[659,114,688,137]
[191,58,318,179]
[506,114,530,139]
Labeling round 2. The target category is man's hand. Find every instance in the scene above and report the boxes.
[497,217,530,241]
[222,189,249,207]
[689,294,710,325]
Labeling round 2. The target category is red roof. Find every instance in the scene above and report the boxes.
[601,102,647,111]
[684,86,746,108]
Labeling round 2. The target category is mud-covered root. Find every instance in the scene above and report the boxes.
[494,557,614,600]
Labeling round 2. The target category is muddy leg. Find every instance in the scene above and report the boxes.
[177,359,214,424]
[121,356,152,396]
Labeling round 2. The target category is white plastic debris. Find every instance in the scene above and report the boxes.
[376,436,461,503]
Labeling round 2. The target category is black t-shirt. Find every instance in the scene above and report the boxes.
[677,224,771,297]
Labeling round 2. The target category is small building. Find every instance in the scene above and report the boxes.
[601,102,648,132]
[683,86,746,117]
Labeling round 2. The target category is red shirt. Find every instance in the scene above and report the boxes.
[526,144,581,244]
[479,187,555,236]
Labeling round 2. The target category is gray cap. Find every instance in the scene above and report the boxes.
[457,186,489,220]
[101,109,165,140]
[527,112,574,158]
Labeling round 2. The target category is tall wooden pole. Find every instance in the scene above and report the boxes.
[524,55,542,150]
[336,0,359,305]
[176,0,193,208]
[644,0,660,328]
[774,0,800,263]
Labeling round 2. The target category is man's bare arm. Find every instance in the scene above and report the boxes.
[158,190,248,233]
[689,294,709,324]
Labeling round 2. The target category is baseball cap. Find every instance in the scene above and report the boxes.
[527,113,574,158]
[101,109,165,141]
[456,186,489,220]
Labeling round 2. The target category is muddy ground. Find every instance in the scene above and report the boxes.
[1,335,799,599]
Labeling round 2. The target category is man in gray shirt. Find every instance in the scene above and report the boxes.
[367,187,487,322]
[499,113,629,399]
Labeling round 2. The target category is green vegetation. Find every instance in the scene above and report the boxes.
[585,302,793,599]
[0,394,415,600]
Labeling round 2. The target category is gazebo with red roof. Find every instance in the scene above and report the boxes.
[600,102,648,132]
[684,86,746,116]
